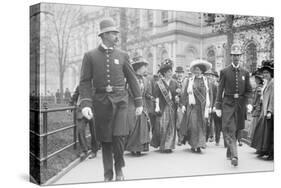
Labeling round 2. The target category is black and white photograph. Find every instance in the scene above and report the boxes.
[28,1,274,186]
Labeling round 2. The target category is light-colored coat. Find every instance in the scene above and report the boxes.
[261,79,274,116]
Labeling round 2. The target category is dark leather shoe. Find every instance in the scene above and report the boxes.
[89,152,97,159]
[191,148,196,153]
[177,141,182,146]
[265,155,274,161]
[231,157,238,166]
[196,148,202,153]
[104,177,113,182]
[226,149,231,160]
[79,152,87,161]
[257,152,266,158]
[238,141,243,147]
[115,169,124,181]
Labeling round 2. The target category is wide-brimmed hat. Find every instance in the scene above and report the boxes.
[204,69,219,77]
[98,18,119,36]
[131,56,149,71]
[158,58,174,74]
[230,43,242,55]
[175,66,184,73]
[252,68,263,81]
[260,60,274,73]
[190,59,212,73]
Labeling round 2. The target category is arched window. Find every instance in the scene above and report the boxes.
[161,11,168,24]
[269,42,274,60]
[185,47,197,69]
[160,50,168,62]
[245,43,257,73]
[207,49,216,71]
[147,53,153,75]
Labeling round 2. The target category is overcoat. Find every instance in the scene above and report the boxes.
[251,79,274,151]
[154,78,178,113]
[79,45,142,142]
[215,64,252,131]
[179,77,213,138]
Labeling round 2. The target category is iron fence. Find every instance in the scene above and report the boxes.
[30,106,77,168]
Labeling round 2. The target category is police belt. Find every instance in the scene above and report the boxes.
[224,93,244,99]
[95,85,125,93]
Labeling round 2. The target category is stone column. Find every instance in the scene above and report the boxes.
[152,46,158,74]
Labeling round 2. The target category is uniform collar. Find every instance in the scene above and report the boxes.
[232,62,240,69]
[231,63,240,71]
[99,43,114,53]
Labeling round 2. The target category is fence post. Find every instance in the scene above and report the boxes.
[42,104,48,168]
[73,106,77,150]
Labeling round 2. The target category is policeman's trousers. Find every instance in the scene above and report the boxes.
[223,126,238,158]
[101,136,125,180]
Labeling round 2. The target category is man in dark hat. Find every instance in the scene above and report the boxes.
[204,70,217,143]
[215,43,252,166]
[204,70,226,146]
[79,18,143,181]
[173,66,185,146]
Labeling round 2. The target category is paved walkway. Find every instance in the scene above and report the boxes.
[54,141,273,185]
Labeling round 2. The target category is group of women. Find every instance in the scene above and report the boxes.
[124,57,274,161]
[125,57,215,155]
[249,60,274,161]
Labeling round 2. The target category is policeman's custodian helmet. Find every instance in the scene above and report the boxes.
[230,43,242,55]
[98,18,119,36]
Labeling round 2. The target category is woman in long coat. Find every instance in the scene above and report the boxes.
[251,60,274,160]
[125,57,151,156]
[248,70,263,141]
[180,60,213,153]
[150,58,178,153]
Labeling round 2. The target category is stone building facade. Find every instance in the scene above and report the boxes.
[46,6,273,93]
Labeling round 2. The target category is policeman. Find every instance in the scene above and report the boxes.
[79,18,143,181]
[215,43,252,166]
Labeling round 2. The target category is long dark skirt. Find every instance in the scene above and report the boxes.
[248,116,259,140]
[125,95,150,152]
[150,106,176,151]
[180,104,207,149]
[125,113,150,152]
[251,115,274,155]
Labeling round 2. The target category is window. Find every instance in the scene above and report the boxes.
[147,10,153,27]
[269,42,274,59]
[161,50,168,62]
[185,47,197,68]
[147,53,153,75]
[245,43,257,73]
[207,49,216,71]
[161,11,168,24]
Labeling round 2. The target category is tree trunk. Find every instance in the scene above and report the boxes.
[119,8,128,51]
[59,68,64,102]
[225,15,234,67]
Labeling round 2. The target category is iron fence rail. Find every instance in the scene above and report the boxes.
[30,106,77,168]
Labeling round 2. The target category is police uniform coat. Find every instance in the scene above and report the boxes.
[79,45,142,142]
[215,64,252,131]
